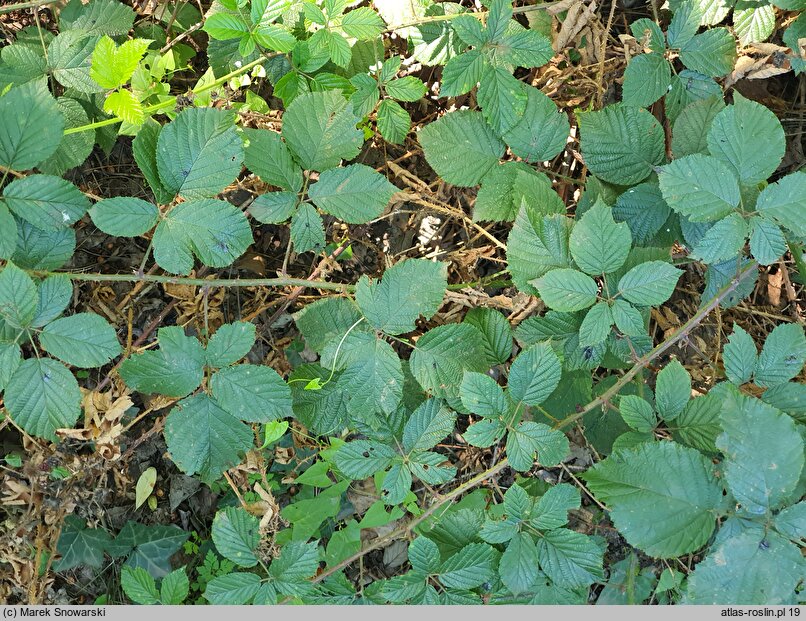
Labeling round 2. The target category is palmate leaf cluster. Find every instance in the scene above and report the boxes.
[0,0,805,608]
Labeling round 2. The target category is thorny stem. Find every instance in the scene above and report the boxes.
[280,260,759,600]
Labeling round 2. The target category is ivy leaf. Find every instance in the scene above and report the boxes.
[153,199,253,275]
[570,199,632,275]
[0,81,63,170]
[617,261,683,306]
[658,154,740,222]
[355,258,447,335]
[507,211,571,295]
[418,110,505,187]
[156,108,243,200]
[622,53,672,108]
[54,516,112,571]
[2,174,90,231]
[507,422,569,471]
[508,344,562,406]
[655,360,690,420]
[39,313,121,368]
[402,398,456,453]
[163,394,254,483]
[308,164,397,224]
[578,106,664,186]
[210,365,292,422]
[533,268,598,313]
[754,323,806,388]
[282,91,363,172]
[583,441,723,558]
[5,358,81,441]
[212,507,260,568]
[89,197,159,237]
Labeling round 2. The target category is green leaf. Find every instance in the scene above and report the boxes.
[0,204,16,259]
[409,323,490,408]
[507,210,571,295]
[460,371,508,418]
[385,76,427,102]
[706,93,785,185]
[133,119,174,205]
[159,567,189,605]
[617,261,683,306]
[408,537,441,575]
[0,261,37,328]
[90,36,151,89]
[755,323,806,388]
[211,365,291,422]
[163,394,253,483]
[570,198,632,275]
[464,418,507,447]
[630,18,666,53]
[39,313,121,368]
[671,97,726,158]
[734,4,775,45]
[334,440,396,479]
[722,324,757,385]
[667,1,702,48]
[377,99,411,144]
[531,483,580,530]
[475,162,556,223]
[2,174,90,231]
[583,441,723,558]
[253,23,296,53]
[381,463,412,505]
[679,28,737,77]
[622,53,672,108]
[655,360,690,420]
[281,91,363,172]
[748,217,786,266]
[501,86,569,163]
[533,268,598,312]
[463,307,512,365]
[212,507,260,568]
[294,297,363,353]
[341,6,385,39]
[249,192,298,224]
[103,89,143,126]
[672,393,721,453]
[774,502,806,542]
[418,110,505,187]
[440,50,484,97]
[12,221,75,271]
[478,65,527,134]
[40,96,94,176]
[355,258,447,335]
[5,358,81,441]
[203,13,250,41]
[0,343,21,392]
[0,42,47,91]
[308,164,397,224]
[690,213,748,263]
[578,105,665,185]
[290,202,325,253]
[153,199,253,274]
[611,299,645,337]
[269,540,320,583]
[48,31,101,94]
[156,108,243,200]
[755,172,806,237]
[89,197,159,237]
[54,516,112,571]
[499,532,540,594]
[619,395,656,432]
[205,322,256,367]
[61,0,135,36]
[121,566,160,605]
[507,421,569,471]
[685,531,803,604]
[438,543,496,590]
[242,128,303,192]
[402,398,456,453]
[204,572,261,605]
[536,528,604,589]
[658,154,740,222]
[718,391,804,515]
[508,344,562,406]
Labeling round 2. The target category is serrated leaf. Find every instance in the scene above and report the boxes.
[133,119,174,205]
[534,268,598,312]
[507,421,569,471]
[630,18,666,52]
[671,97,726,157]
[0,262,37,328]
[508,344,562,406]
[385,76,427,102]
[377,99,411,144]
[40,96,94,176]
[294,297,363,353]
[249,192,298,224]
[734,4,775,45]
[475,162,556,223]
[282,91,362,172]
[156,108,243,200]
[408,537,441,575]
[204,572,261,605]
[381,462,412,505]
[578,105,664,185]
[706,93,784,185]
[90,35,151,89]
[159,567,189,604]
[536,528,604,589]
[463,418,507,447]
[212,507,260,568]
[418,110,504,187]
[269,540,320,582]
[570,199,632,275]
[438,543,496,589]
[2,174,90,231]
[690,213,747,263]
[39,313,121,368]
[583,441,723,558]
[309,164,397,224]
[402,398,456,453]
[460,372,508,418]
[499,532,540,594]
[622,53,672,108]
[617,261,683,306]
[619,395,656,432]
[655,359,691,420]
[463,307,512,365]
[334,440,396,479]
[290,202,325,253]
[531,483,580,530]
[242,128,303,192]
[501,86,569,163]
[748,217,786,266]
[61,0,135,36]
[0,343,21,393]
[754,323,806,388]
[355,258,447,335]
[121,566,159,604]
[722,324,757,385]
[48,31,103,94]
[478,65,527,135]
[5,358,81,441]
[508,211,572,295]
[440,50,484,97]
[211,365,291,422]
[680,28,737,77]
[89,197,159,237]
[205,322,256,367]
[671,392,721,453]
[658,154,740,222]
[610,299,645,337]
[667,1,702,48]
[163,394,253,483]
[12,221,75,271]
[755,172,806,237]
[153,199,253,274]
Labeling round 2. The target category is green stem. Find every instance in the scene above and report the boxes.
[0,0,58,13]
